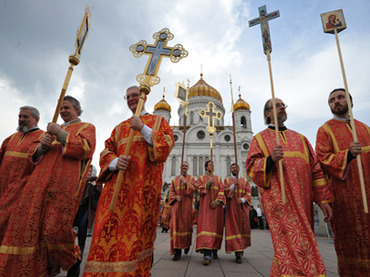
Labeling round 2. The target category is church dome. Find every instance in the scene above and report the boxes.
[234,94,250,111]
[154,95,171,112]
[188,73,223,103]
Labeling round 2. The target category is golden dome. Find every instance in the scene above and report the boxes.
[188,73,223,103]
[234,94,250,111]
[154,95,171,112]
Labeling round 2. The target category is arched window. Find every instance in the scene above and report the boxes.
[171,156,177,176]
[190,111,194,125]
[193,156,197,176]
[241,116,247,128]
[227,156,231,176]
[199,157,204,176]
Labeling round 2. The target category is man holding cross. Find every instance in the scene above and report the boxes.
[246,98,334,276]
[0,96,96,276]
[315,88,370,276]
[84,86,174,276]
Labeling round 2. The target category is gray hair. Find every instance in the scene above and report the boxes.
[64,95,82,116]
[263,99,272,125]
[126,85,140,93]
[20,106,40,118]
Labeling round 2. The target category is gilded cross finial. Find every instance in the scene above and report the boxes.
[199,101,223,135]
[130,28,188,94]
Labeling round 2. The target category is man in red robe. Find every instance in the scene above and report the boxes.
[224,163,251,264]
[316,88,370,277]
[0,96,96,277]
[246,98,334,276]
[84,86,174,277]
[0,106,43,198]
[0,106,44,236]
[195,160,225,266]
[169,161,196,261]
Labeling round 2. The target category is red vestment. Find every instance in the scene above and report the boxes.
[316,119,370,276]
[169,174,196,254]
[0,121,95,276]
[0,129,44,236]
[246,128,334,277]
[0,129,44,199]
[224,176,251,253]
[195,174,225,252]
[160,200,171,230]
[83,114,173,277]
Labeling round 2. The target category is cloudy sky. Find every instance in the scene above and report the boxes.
[1,0,369,168]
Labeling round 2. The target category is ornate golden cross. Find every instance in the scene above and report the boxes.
[199,101,222,135]
[130,28,188,94]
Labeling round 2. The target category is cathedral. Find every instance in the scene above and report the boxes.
[153,73,259,202]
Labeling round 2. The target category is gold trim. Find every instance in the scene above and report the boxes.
[313,178,326,187]
[173,231,192,237]
[4,151,28,159]
[196,231,223,239]
[225,234,251,240]
[84,248,153,273]
[0,241,75,255]
[322,124,339,153]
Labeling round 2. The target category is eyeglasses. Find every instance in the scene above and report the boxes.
[269,103,288,109]
[124,93,140,100]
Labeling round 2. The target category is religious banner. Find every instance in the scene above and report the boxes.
[321,9,346,34]
[52,5,91,123]
[174,82,188,104]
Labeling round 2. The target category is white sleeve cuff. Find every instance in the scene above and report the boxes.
[109,158,118,171]
[141,125,153,145]
[241,198,246,204]
[230,184,235,192]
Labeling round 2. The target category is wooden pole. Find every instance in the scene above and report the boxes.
[178,88,189,223]
[210,133,214,202]
[267,51,286,204]
[52,56,79,123]
[110,90,146,211]
[334,29,368,213]
[229,78,242,230]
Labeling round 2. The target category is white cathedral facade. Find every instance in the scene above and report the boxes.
[153,74,257,196]
[153,73,331,237]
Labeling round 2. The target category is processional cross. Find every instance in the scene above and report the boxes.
[249,5,286,204]
[199,102,222,172]
[109,28,188,211]
[249,5,280,55]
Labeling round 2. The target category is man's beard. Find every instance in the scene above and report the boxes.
[17,123,29,133]
[277,112,287,125]
[331,103,348,115]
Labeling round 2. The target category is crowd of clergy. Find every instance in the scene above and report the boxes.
[0,86,368,277]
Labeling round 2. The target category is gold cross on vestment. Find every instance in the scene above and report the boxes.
[130,28,188,93]
[249,5,280,55]
[199,101,223,135]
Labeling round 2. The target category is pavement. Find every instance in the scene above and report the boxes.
[59,226,339,276]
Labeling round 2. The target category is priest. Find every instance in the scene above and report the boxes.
[84,85,174,277]
[246,98,334,276]
[224,163,251,264]
[195,160,225,266]
[0,96,96,276]
[169,161,196,261]
[316,88,370,276]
